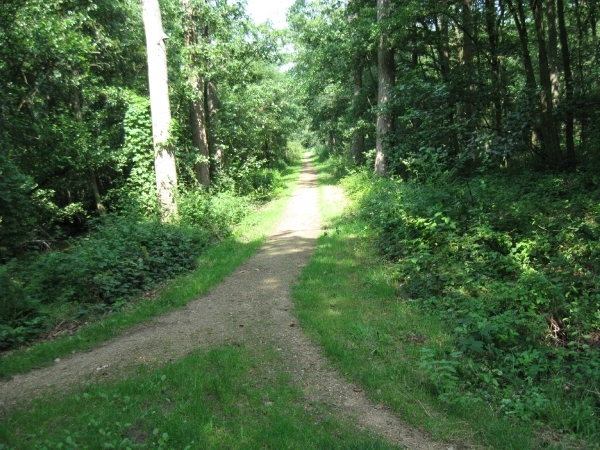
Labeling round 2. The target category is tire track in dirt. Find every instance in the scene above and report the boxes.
[0,156,448,449]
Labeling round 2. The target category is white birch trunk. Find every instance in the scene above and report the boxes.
[141,0,178,219]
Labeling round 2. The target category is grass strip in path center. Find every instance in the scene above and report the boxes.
[0,344,400,449]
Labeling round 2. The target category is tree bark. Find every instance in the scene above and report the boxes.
[182,0,209,188]
[205,80,220,174]
[485,0,502,131]
[72,81,105,213]
[532,0,563,166]
[557,0,576,166]
[350,64,365,163]
[461,0,477,160]
[329,129,337,154]
[89,170,105,213]
[142,0,178,219]
[436,14,451,82]
[435,13,460,156]
[547,0,560,107]
[375,0,394,176]
[190,87,210,188]
[348,2,365,164]
[506,0,542,149]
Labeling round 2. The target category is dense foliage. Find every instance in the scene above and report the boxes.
[0,0,303,349]
[0,0,300,256]
[290,0,600,441]
[339,167,600,438]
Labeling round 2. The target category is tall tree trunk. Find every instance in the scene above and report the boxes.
[142,0,178,219]
[375,0,394,176]
[329,129,337,154]
[547,0,560,107]
[591,2,598,63]
[486,0,502,131]
[190,89,209,188]
[437,15,451,82]
[89,170,105,213]
[557,0,576,166]
[461,0,478,161]
[435,14,460,156]
[73,82,105,213]
[350,64,365,163]
[506,0,542,149]
[532,0,563,166]
[462,0,475,116]
[205,80,220,174]
[182,0,209,188]
[348,2,365,164]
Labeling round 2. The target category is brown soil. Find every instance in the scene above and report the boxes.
[0,156,449,449]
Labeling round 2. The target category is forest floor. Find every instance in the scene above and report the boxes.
[0,156,449,449]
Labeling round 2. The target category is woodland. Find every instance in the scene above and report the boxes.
[1,0,301,344]
[1,0,600,445]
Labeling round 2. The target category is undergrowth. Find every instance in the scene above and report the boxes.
[0,165,293,351]
[342,166,600,443]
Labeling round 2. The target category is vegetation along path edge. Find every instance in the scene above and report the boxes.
[0,155,447,449]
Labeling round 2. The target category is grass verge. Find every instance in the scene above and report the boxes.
[0,344,399,449]
[291,155,535,449]
[0,164,302,379]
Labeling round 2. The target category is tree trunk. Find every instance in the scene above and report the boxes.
[72,82,105,213]
[190,88,210,188]
[591,2,598,63]
[329,129,337,154]
[375,0,394,176]
[506,0,542,150]
[485,0,502,131]
[557,0,576,166]
[462,0,477,160]
[142,0,178,219]
[437,15,451,82]
[532,0,563,166]
[350,64,365,163]
[205,80,220,174]
[348,2,365,164]
[547,0,560,107]
[182,0,209,188]
[435,14,460,156]
[89,170,105,213]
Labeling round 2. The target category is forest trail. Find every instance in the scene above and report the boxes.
[0,156,447,449]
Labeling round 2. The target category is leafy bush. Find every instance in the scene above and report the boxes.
[0,159,39,258]
[178,189,251,237]
[347,167,600,434]
[0,214,210,349]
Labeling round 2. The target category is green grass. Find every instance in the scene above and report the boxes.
[0,164,302,380]
[291,155,535,449]
[0,344,400,449]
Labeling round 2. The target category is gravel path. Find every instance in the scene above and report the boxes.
[0,156,448,449]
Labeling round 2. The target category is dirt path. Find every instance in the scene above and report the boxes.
[0,156,448,449]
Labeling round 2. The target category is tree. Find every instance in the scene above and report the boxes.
[531,0,562,166]
[182,0,210,188]
[141,0,178,219]
[375,0,394,176]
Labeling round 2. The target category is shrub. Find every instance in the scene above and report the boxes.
[348,167,600,431]
[178,189,251,237]
[0,214,210,349]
